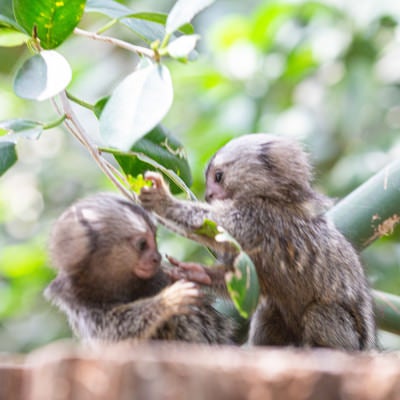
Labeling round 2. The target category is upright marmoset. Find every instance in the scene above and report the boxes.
[139,134,376,350]
[45,193,235,345]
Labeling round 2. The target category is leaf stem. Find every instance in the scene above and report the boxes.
[74,28,156,59]
[160,32,172,50]
[96,19,118,35]
[66,91,95,111]
[43,114,66,130]
[99,146,196,200]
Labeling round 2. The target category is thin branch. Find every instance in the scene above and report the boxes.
[56,91,136,202]
[102,157,132,189]
[74,28,156,59]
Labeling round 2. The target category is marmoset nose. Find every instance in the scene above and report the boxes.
[205,191,214,203]
[153,252,161,266]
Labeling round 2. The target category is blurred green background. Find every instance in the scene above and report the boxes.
[1,0,400,352]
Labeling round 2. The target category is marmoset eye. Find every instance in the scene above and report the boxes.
[137,238,148,252]
[215,171,223,183]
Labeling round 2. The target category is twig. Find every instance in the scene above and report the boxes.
[102,157,132,189]
[56,91,136,202]
[74,28,156,59]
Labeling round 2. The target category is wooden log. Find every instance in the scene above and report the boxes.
[0,342,400,400]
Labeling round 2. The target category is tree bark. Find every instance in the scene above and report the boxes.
[1,342,400,400]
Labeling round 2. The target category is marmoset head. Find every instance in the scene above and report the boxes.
[205,134,314,205]
[49,193,162,286]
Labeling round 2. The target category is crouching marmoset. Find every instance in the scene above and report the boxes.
[45,193,236,345]
[139,133,377,351]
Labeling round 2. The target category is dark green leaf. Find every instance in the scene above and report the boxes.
[166,0,215,34]
[226,252,260,319]
[114,125,192,194]
[14,51,72,100]
[93,96,109,119]
[0,142,17,176]
[13,0,86,49]
[99,64,173,151]
[0,119,44,141]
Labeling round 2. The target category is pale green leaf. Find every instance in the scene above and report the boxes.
[0,28,28,47]
[13,51,72,101]
[167,34,200,58]
[99,64,173,151]
[226,252,260,319]
[0,119,44,142]
[166,0,215,34]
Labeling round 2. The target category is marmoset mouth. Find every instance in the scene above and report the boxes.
[135,264,159,280]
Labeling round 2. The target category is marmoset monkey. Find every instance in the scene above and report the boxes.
[139,134,376,350]
[45,193,235,345]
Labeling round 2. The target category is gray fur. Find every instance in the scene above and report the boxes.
[139,134,376,350]
[45,193,236,345]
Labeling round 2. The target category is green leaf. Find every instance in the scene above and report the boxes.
[0,27,28,47]
[194,218,220,239]
[193,218,259,318]
[194,218,241,249]
[85,0,132,19]
[127,174,152,195]
[226,251,260,319]
[0,119,44,142]
[0,142,17,176]
[93,96,109,118]
[167,34,200,58]
[99,64,173,151]
[13,0,86,49]
[13,50,72,101]
[114,125,192,194]
[85,0,165,42]
[166,0,215,34]
[127,12,194,35]
[120,18,165,43]
[128,12,169,25]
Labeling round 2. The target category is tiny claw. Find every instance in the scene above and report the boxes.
[166,254,180,266]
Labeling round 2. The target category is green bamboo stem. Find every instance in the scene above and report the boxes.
[327,159,400,251]
[327,159,400,335]
[373,290,400,335]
